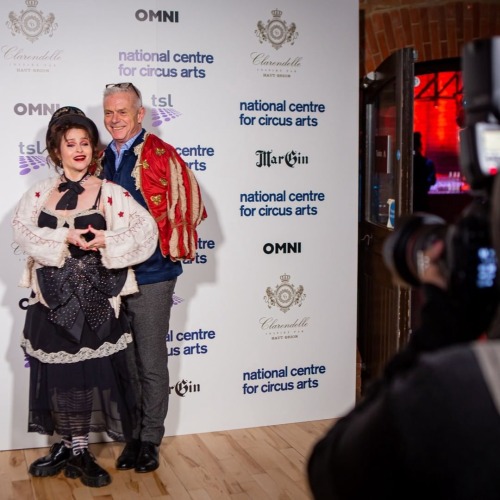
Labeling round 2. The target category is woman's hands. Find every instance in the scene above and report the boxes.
[66,225,106,251]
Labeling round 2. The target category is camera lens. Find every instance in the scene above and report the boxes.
[383,213,447,287]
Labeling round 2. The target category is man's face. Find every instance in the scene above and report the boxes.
[103,91,145,146]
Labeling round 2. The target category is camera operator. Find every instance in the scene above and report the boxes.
[308,37,500,500]
[308,241,500,500]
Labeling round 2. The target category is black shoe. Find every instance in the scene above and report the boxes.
[135,441,159,473]
[64,449,111,488]
[29,441,70,477]
[116,440,141,470]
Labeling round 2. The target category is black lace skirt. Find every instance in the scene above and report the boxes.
[24,301,137,441]
[22,253,137,441]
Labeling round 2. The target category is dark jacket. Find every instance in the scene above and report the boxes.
[308,285,500,500]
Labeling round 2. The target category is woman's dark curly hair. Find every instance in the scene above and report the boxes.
[45,112,100,171]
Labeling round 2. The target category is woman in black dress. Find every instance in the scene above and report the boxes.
[12,107,158,487]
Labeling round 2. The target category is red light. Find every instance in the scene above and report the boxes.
[414,71,462,177]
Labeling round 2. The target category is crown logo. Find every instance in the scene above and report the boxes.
[264,273,306,313]
[255,9,298,50]
[7,0,57,43]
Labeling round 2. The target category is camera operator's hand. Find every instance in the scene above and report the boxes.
[416,240,447,289]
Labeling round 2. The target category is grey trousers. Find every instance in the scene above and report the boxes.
[124,278,176,445]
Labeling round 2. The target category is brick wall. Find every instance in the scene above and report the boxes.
[360,0,500,75]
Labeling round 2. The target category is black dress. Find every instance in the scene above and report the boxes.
[21,194,137,441]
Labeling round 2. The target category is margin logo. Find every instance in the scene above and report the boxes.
[7,0,58,43]
[169,379,200,397]
[256,150,309,168]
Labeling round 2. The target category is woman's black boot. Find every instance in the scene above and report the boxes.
[64,449,111,488]
[28,441,70,477]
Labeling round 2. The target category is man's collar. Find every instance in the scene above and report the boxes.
[110,128,145,153]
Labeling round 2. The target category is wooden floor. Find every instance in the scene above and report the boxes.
[0,419,334,500]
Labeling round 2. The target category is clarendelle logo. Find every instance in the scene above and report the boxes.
[6,0,58,43]
[14,102,59,115]
[4,0,63,73]
[135,9,179,22]
[264,273,306,313]
[255,9,298,50]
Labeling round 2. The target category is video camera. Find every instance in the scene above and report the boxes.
[383,37,500,305]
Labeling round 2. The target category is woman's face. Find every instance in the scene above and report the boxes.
[57,127,93,180]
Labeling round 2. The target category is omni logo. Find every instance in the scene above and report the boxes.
[14,102,60,115]
[135,9,179,23]
[263,242,302,254]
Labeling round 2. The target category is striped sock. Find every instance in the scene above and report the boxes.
[72,435,89,455]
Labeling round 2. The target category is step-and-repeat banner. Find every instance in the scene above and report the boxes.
[0,0,358,450]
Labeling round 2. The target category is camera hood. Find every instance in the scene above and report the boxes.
[383,213,447,287]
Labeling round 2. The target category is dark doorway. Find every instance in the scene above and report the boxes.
[358,54,474,393]
[358,48,415,390]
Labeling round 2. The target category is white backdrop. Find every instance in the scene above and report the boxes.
[0,0,358,450]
